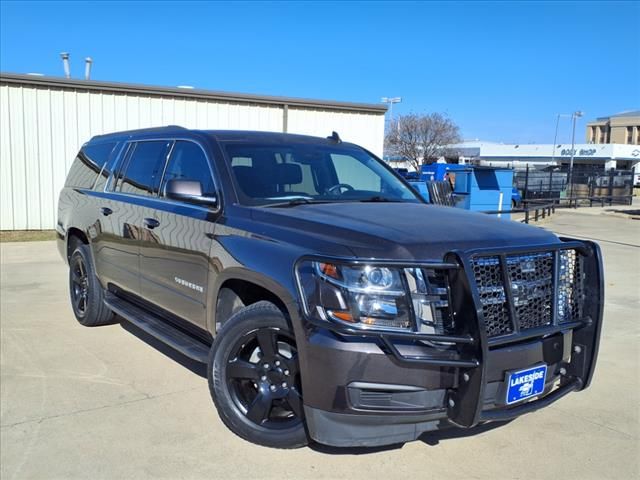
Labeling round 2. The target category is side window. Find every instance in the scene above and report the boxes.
[230,157,252,167]
[330,154,382,192]
[161,141,215,196]
[65,142,117,189]
[290,162,318,194]
[93,143,122,191]
[275,153,319,195]
[119,141,171,196]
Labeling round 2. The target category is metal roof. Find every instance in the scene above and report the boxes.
[0,72,387,114]
[595,110,640,121]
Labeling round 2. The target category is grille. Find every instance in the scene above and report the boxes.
[471,250,582,337]
[506,252,554,330]
[558,250,585,323]
[472,257,511,336]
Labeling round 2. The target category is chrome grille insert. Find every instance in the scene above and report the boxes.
[471,249,583,338]
[558,250,585,323]
[506,252,554,330]
[472,256,511,336]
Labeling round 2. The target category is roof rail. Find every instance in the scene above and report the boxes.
[90,125,187,141]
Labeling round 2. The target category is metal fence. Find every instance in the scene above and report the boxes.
[515,166,634,206]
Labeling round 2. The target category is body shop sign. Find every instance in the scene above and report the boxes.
[561,148,596,156]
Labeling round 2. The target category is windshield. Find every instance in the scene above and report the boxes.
[222,143,421,206]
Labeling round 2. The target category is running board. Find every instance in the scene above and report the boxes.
[104,293,210,363]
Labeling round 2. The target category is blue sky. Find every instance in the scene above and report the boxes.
[1,1,639,143]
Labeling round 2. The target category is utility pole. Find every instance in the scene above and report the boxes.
[380,97,402,162]
[551,113,570,165]
[381,97,402,131]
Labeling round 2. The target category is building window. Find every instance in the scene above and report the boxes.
[636,126,640,145]
[590,126,596,143]
[599,126,607,144]
[627,127,633,144]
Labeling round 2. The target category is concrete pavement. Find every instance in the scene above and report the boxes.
[1,209,639,480]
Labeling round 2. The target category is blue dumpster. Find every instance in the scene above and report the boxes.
[420,163,467,182]
[453,167,513,219]
[408,180,430,202]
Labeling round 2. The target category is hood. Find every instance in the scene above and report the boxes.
[247,202,560,261]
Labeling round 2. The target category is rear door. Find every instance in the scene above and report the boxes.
[93,140,171,296]
[60,139,118,276]
[139,140,218,329]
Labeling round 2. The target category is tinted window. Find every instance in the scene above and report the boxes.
[224,144,419,205]
[93,143,122,191]
[119,141,171,196]
[331,153,381,191]
[65,142,117,189]
[161,141,215,196]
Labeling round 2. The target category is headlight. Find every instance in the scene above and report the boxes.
[296,261,412,330]
[296,260,455,333]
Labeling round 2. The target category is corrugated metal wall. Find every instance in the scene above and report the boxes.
[287,107,385,152]
[0,82,384,230]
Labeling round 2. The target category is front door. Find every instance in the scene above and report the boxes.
[139,140,218,329]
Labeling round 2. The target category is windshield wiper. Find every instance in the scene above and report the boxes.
[264,196,405,207]
[264,198,331,208]
[359,196,402,203]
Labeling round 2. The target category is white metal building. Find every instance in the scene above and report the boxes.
[0,73,386,230]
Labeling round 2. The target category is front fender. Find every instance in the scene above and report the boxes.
[209,266,301,335]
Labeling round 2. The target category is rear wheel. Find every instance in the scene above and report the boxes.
[208,301,307,448]
[69,244,115,327]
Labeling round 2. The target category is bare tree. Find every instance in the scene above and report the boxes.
[384,113,462,173]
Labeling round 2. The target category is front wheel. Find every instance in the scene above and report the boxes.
[208,301,307,448]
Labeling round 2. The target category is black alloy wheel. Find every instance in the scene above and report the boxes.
[226,327,303,428]
[70,253,89,318]
[208,301,308,448]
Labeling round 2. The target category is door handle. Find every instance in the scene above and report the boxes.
[143,218,160,229]
[100,207,113,216]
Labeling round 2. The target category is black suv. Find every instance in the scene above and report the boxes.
[57,126,603,449]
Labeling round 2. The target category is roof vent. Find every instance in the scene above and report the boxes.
[60,52,70,78]
[84,57,93,80]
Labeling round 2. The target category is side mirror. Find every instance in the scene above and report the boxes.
[165,179,218,207]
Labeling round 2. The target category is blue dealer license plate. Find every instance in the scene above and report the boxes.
[506,364,547,405]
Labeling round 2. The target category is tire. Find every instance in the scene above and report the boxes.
[208,301,308,449]
[68,244,115,327]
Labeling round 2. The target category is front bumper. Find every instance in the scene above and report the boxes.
[305,378,583,448]
[298,239,604,447]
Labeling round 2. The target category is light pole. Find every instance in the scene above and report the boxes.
[568,110,584,197]
[381,97,402,162]
[551,113,571,164]
[381,97,402,131]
